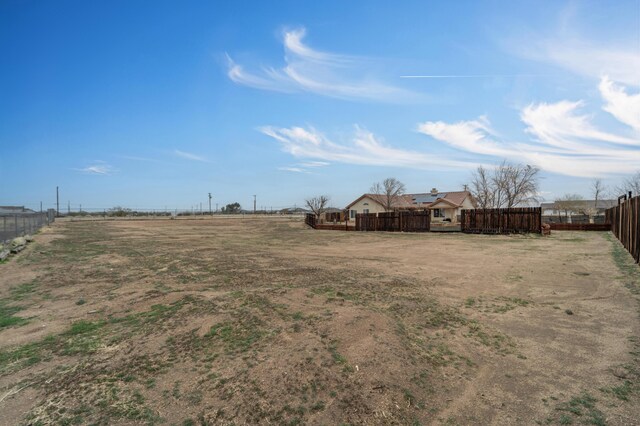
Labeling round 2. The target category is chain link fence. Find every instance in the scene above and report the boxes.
[0,211,56,243]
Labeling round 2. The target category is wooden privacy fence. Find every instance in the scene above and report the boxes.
[355,210,431,232]
[606,195,639,264]
[304,213,317,228]
[460,207,541,234]
[548,223,611,231]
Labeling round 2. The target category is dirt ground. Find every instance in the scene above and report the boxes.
[0,216,639,425]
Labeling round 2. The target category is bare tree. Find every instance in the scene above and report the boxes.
[470,166,493,209]
[592,179,605,204]
[469,162,540,208]
[615,171,640,197]
[305,195,330,220]
[370,178,406,211]
[554,194,584,223]
[585,179,606,222]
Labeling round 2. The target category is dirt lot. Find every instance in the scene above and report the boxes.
[0,217,639,425]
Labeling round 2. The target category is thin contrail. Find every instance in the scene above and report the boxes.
[400,74,545,78]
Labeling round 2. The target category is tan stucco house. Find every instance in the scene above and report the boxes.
[345,188,476,224]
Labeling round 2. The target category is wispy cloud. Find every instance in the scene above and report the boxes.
[264,78,639,178]
[261,125,473,170]
[417,78,640,177]
[75,162,114,175]
[504,5,640,86]
[298,161,330,167]
[277,166,309,173]
[401,74,544,79]
[276,161,330,174]
[227,27,420,102]
[520,41,640,86]
[599,76,640,133]
[174,150,209,162]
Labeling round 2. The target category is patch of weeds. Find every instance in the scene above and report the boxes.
[548,392,606,426]
[0,301,29,329]
[403,388,417,407]
[600,380,634,401]
[492,297,532,314]
[28,383,161,425]
[9,280,39,301]
[205,315,268,354]
[0,341,43,374]
[464,297,476,307]
[311,286,356,303]
[75,299,86,305]
[60,320,106,355]
[186,389,203,405]
[327,341,354,372]
[395,321,460,367]
[172,381,182,399]
[310,401,325,412]
[505,272,524,282]
[465,321,515,355]
[111,297,193,333]
[605,232,640,295]
[0,319,106,374]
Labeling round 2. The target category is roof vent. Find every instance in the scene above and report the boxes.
[430,188,438,195]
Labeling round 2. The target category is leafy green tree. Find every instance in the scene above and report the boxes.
[221,202,241,214]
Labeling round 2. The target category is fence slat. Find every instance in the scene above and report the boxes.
[354,210,431,232]
[606,196,640,264]
[460,207,541,234]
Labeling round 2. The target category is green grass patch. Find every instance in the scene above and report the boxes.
[605,232,640,295]
[206,316,266,353]
[600,380,635,401]
[0,302,29,329]
[547,392,606,426]
[8,280,39,301]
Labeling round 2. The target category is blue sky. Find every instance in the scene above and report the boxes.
[1,0,639,212]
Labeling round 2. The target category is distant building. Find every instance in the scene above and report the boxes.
[345,188,476,224]
[0,206,36,214]
[278,207,311,215]
[540,199,617,216]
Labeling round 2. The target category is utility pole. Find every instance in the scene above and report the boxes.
[208,193,212,215]
[200,202,202,215]
[56,186,59,217]
[253,195,256,214]
[40,201,42,213]
[215,203,218,213]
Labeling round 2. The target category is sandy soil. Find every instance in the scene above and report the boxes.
[0,216,638,425]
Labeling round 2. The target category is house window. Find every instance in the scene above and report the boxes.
[433,209,440,218]
[363,209,369,214]
[350,210,356,219]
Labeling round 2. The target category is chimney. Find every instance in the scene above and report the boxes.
[430,188,438,195]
